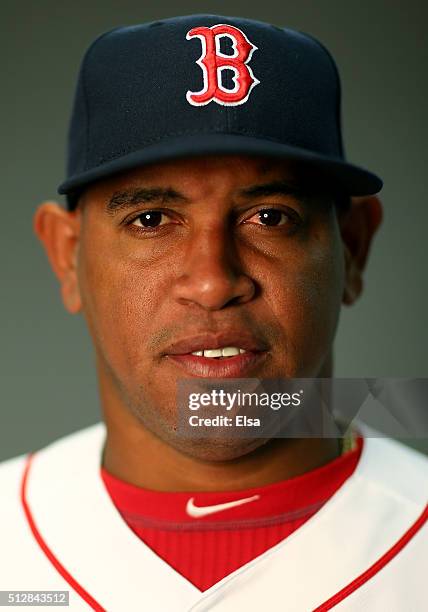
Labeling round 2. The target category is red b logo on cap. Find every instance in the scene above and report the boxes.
[186,24,259,106]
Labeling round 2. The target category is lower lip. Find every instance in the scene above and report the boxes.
[165,351,268,378]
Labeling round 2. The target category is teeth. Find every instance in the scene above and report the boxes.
[221,347,241,357]
[190,347,247,358]
[203,348,224,358]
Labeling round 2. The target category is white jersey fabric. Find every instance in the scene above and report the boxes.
[0,422,427,611]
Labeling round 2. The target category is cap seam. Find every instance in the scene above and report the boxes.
[81,55,90,173]
[79,27,125,172]
[93,127,338,166]
[297,30,344,158]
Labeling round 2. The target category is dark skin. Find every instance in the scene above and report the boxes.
[34,155,382,491]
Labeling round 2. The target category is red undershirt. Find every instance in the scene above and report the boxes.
[101,436,363,592]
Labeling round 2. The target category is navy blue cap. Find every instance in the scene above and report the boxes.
[58,14,383,208]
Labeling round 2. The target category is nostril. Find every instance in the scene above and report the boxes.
[149,21,164,28]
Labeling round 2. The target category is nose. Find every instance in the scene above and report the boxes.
[171,226,256,311]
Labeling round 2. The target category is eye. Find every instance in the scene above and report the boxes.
[244,208,296,227]
[130,210,170,229]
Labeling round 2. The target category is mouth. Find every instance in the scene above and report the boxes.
[162,332,269,378]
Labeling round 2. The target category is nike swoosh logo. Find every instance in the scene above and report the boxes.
[186,494,260,518]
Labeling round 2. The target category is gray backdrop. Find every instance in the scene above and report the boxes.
[2,0,427,460]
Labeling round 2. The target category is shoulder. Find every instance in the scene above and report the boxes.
[0,449,29,494]
[0,423,106,588]
[356,426,428,508]
[0,422,105,510]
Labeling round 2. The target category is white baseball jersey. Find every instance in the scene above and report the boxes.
[0,422,427,611]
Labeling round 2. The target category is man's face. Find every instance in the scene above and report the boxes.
[73,155,346,457]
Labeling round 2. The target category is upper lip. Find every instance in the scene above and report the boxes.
[163,331,269,355]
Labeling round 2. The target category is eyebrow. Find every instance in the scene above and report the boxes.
[239,180,307,200]
[105,187,188,215]
[105,180,308,216]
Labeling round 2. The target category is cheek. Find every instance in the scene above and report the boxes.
[265,233,345,373]
[77,242,166,373]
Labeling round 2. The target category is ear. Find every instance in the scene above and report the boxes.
[339,195,383,305]
[33,201,82,314]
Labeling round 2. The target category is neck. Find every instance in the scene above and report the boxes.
[100,354,341,492]
[102,420,341,492]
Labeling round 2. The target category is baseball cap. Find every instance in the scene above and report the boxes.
[58,14,383,209]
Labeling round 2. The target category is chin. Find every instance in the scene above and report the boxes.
[169,435,270,462]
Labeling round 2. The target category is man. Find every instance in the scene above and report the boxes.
[1,14,426,611]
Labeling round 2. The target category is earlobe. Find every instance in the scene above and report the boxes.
[342,244,362,305]
[33,201,82,314]
[60,273,82,314]
[340,195,383,306]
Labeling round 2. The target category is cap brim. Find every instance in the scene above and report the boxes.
[58,133,383,197]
